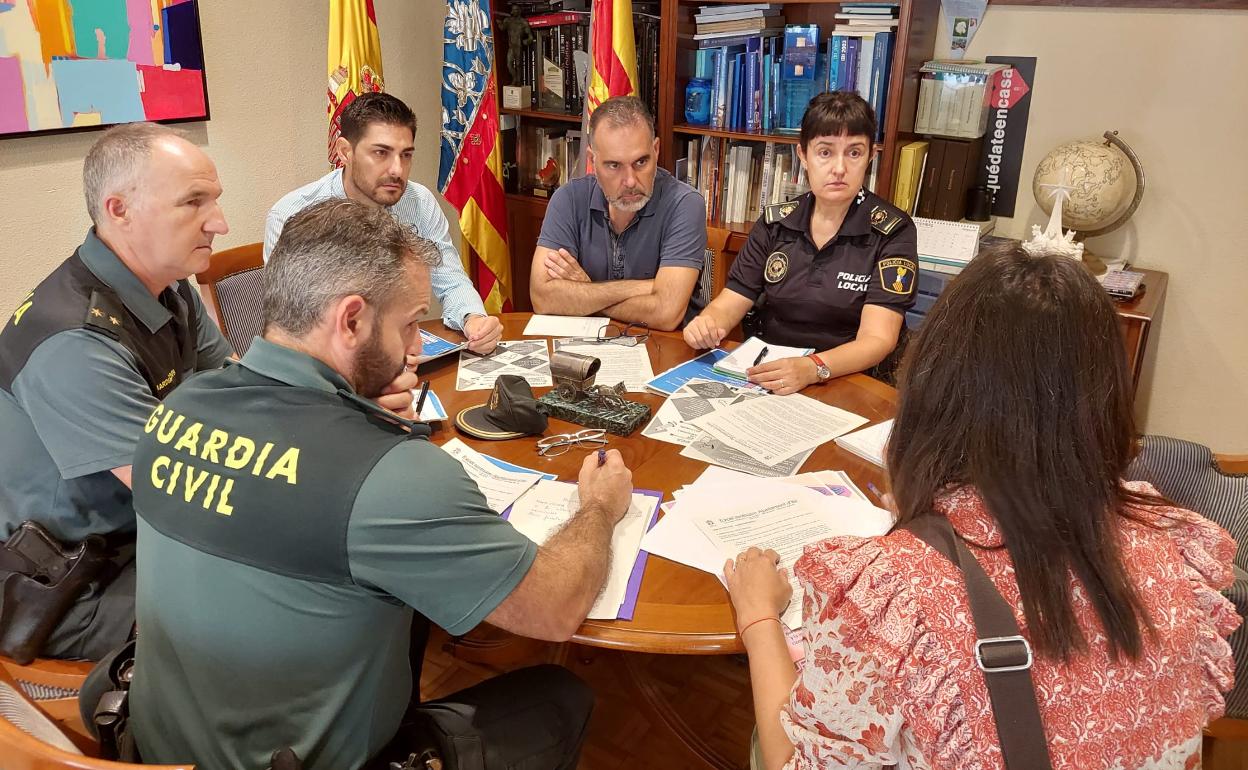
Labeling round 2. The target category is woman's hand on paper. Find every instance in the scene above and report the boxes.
[724,547,792,628]
[748,356,817,396]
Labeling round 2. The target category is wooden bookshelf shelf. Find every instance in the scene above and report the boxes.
[673,124,802,145]
[500,107,582,124]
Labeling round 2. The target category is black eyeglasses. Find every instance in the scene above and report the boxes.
[596,322,650,347]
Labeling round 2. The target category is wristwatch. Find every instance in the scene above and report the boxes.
[808,353,831,382]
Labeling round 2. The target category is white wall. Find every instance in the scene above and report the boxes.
[0,0,447,315]
[938,6,1248,451]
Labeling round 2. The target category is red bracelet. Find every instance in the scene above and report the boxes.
[738,616,782,637]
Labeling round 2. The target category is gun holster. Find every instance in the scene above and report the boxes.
[93,640,137,762]
[0,521,112,664]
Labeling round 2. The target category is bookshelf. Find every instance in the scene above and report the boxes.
[486,0,940,311]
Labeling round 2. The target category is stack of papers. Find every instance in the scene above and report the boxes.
[642,378,760,447]
[677,390,868,477]
[639,466,892,630]
[523,314,610,338]
[440,438,552,515]
[712,337,814,380]
[834,419,893,467]
[416,329,466,363]
[553,338,655,392]
[506,479,662,620]
[646,349,765,396]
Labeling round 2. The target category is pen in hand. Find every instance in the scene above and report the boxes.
[752,345,770,367]
[597,448,606,467]
[414,381,431,418]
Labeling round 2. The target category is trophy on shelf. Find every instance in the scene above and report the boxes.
[538,351,650,436]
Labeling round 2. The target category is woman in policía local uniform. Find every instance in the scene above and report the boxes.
[683,91,919,394]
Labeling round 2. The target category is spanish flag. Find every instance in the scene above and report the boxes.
[586,0,640,115]
[327,0,384,167]
[439,1,511,313]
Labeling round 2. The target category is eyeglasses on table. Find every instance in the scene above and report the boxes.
[596,322,650,346]
[536,429,609,457]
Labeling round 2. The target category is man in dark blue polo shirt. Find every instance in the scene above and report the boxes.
[529,96,707,331]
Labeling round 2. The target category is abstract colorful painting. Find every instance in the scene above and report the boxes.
[0,0,209,138]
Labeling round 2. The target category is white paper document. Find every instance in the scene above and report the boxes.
[834,419,893,468]
[687,484,893,629]
[639,502,725,575]
[691,393,869,466]
[680,434,814,478]
[642,378,762,446]
[440,438,544,515]
[523,315,610,338]
[506,479,653,619]
[456,340,552,391]
[553,339,655,393]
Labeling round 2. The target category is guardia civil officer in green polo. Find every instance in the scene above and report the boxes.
[128,199,635,770]
[0,123,236,662]
[684,92,919,392]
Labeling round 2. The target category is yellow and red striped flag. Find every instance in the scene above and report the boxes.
[439,1,511,313]
[327,0,384,167]
[586,0,639,116]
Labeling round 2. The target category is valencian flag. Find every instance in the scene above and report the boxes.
[586,0,640,115]
[327,0,384,167]
[439,1,511,313]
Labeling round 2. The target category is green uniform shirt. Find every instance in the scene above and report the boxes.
[132,338,537,770]
[0,230,232,542]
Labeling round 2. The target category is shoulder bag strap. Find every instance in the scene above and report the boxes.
[902,516,1054,770]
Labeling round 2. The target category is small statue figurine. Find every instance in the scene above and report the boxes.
[541,350,650,436]
[498,14,534,87]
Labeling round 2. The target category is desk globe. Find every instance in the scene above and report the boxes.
[1029,131,1146,274]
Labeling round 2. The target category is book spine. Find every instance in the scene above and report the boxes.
[845,37,860,97]
[759,141,776,210]
[855,35,874,99]
[526,11,587,29]
[916,138,946,220]
[714,48,728,129]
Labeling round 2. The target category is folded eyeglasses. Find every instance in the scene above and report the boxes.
[536,429,609,457]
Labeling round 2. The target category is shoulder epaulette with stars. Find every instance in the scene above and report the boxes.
[83,288,126,340]
[764,199,801,225]
[869,204,904,236]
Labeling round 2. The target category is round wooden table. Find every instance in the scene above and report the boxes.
[420,313,898,655]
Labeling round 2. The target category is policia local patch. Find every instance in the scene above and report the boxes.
[879,258,917,295]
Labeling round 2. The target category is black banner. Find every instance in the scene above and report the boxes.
[977,56,1037,218]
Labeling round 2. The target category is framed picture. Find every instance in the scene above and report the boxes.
[993,1,1248,8]
[0,0,210,139]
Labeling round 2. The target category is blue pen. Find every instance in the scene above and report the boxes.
[597,448,607,466]
[866,482,884,502]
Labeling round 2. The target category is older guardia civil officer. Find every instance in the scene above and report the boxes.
[266,92,502,355]
[684,92,918,393]
[529,95,708,331]
[0,123,234,661]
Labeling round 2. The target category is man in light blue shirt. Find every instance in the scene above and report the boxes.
[265,93,502,354]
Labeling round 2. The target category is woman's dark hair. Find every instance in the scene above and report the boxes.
[340,92,417,145]
[799,91,877,150]
[887,242,1155,661]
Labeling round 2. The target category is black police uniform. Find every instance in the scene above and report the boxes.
[726,189,919,357]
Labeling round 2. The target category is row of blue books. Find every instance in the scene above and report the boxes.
[692,24,895,139]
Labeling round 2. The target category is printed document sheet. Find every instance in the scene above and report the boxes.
[690,393,868,466]
[440,438,544,515]
[506,479,656,619]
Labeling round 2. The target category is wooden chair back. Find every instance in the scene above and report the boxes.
[194,243,264,355]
